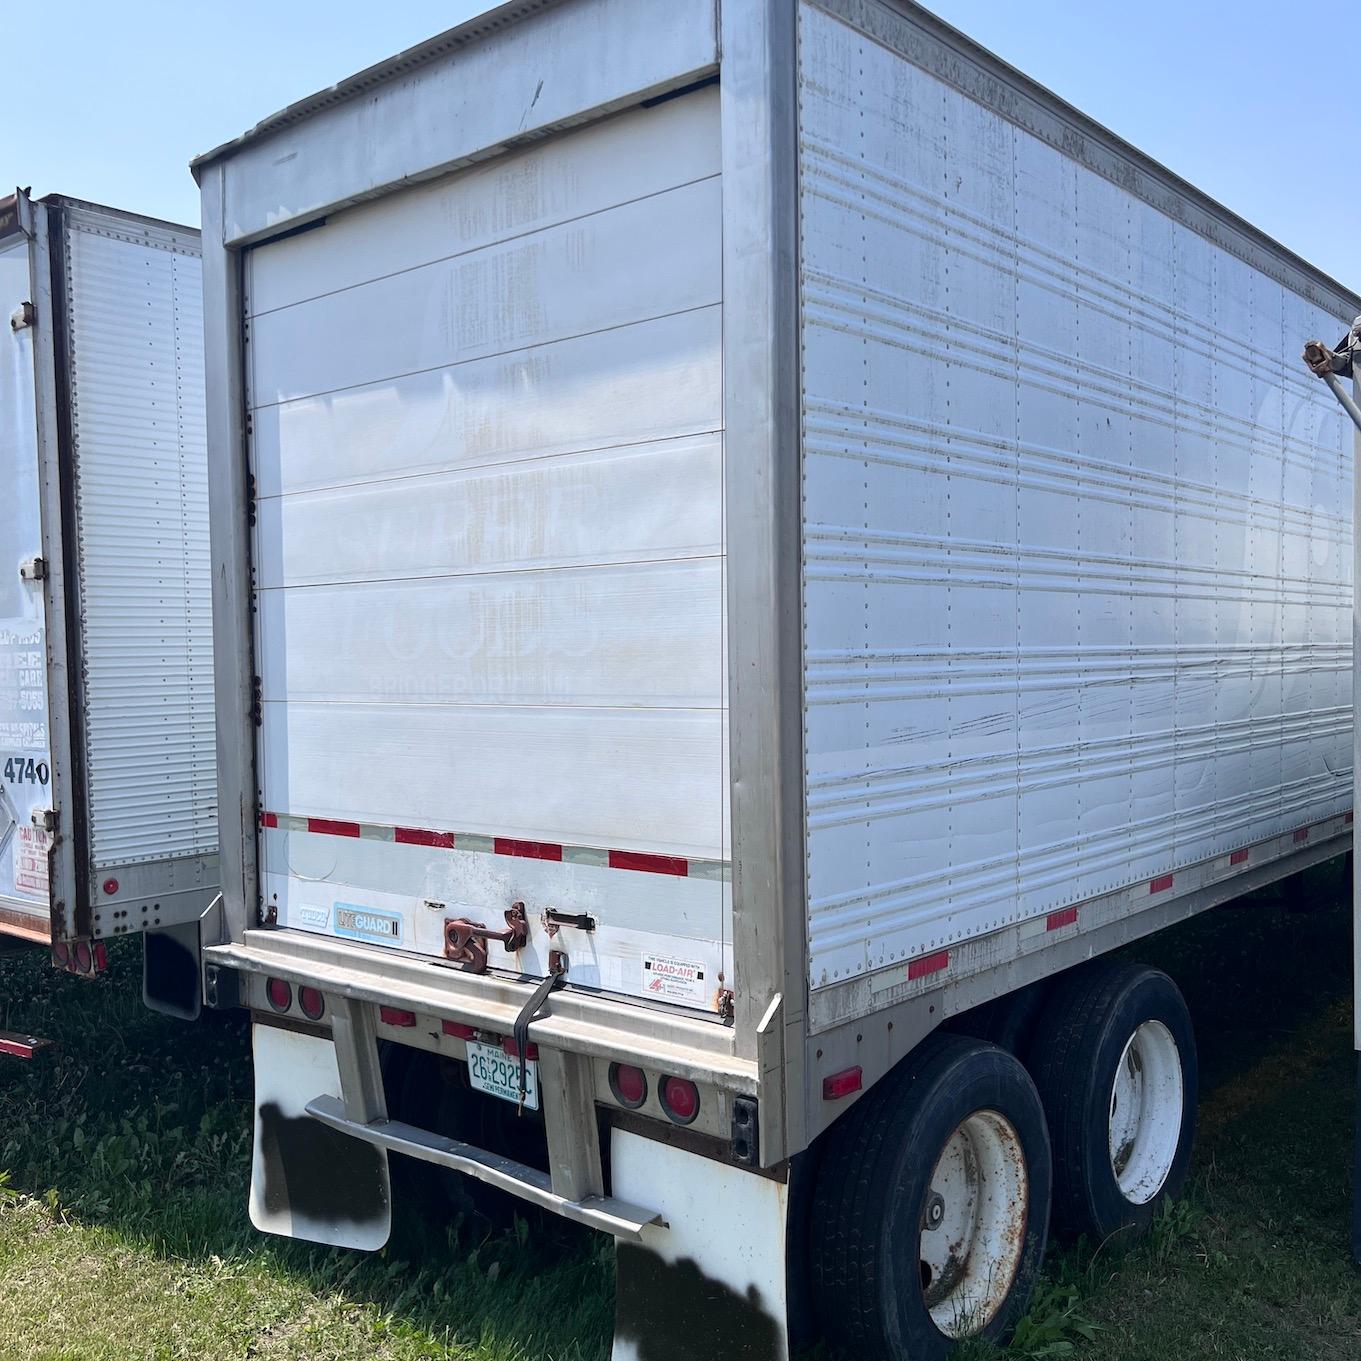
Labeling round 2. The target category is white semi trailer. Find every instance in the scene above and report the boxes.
[191,2,1357,1357]
[0,190,217,1025]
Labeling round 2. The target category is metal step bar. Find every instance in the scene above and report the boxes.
[304,990,667,1240]
[305,1094,664,1239]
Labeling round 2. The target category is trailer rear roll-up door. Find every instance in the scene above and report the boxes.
[247,86,733,1013]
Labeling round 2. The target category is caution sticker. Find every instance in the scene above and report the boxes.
[14,824,49,896]
[642,953,708,1006]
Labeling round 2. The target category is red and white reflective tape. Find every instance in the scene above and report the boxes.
[259,811,729,882]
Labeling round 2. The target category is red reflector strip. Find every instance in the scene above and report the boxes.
[907,950,949,981]
[1230,848,1249,865]
[1149,874,1174,894]
[395,826,456,848]
[308,817,360,838]
[441,1020,476,1039]
[502,1036,539,1061]
[608,849,689,877]
[1293,828,1309,843]
[274,811,731,881]
[493,837,563,862]
[379,1007,417,1027]
[1046,907,1078,931]
[822,1066,863,1100]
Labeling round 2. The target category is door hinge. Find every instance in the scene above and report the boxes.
[31,808,56,833]
[9,301,34,332]
[19,556,45,582]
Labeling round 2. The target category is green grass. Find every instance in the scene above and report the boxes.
[0,945,612,1360]
[0,858,1356,1359]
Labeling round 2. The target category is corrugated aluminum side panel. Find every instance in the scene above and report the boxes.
[0,234,54,918]
[64,214,216,865]
[798,2,1354,988]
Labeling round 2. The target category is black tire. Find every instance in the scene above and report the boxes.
[945,980,1048,1059]
[1030,960,1197,1243]
[809,1032,1051,1360]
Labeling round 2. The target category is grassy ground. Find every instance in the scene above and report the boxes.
[0,859,1355,1359]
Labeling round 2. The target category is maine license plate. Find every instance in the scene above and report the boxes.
[466,1039,540,1110]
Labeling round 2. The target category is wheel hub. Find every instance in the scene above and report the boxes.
[1108,1019,1184,1204]
[917,1108,1029,1338]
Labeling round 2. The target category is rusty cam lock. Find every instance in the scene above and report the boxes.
[443,901,530,974]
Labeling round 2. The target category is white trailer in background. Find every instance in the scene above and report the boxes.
[192,2,1356,1356]
[0,191,217,1020]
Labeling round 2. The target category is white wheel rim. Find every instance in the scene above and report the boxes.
[1108,1019,1184,1204]
[918,1109,1029,1338]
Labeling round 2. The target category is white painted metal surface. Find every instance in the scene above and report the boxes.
[64,211,217,869]
[0,235,53,920]
[249,1020,392,1251]
[248,88,730,1008]
[922,1110,1028,1337]
[1110,1020,1184,1205]
[798,2,1354,990]
[610,1128,790,1361]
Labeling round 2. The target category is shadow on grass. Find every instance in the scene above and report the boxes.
[0,940,611,1359]
[0,855,1352,1360]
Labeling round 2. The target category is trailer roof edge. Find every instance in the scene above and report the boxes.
[832,0,1361,319]
[189,0,560,182]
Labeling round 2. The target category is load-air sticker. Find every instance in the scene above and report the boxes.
[642,954,708,1005]
[333,903,401,944]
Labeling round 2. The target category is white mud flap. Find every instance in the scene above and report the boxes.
[249,1020,391,1251]
[611,1129,789,1361]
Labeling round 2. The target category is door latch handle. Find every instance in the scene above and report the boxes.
[543,908,596,935]
[443,901,530,973]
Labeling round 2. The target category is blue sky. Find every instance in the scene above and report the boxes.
[2,1,1356,290]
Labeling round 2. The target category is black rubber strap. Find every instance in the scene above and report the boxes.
[514,963,565,1111]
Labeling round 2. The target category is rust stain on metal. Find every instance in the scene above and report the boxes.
[444,900,530,973]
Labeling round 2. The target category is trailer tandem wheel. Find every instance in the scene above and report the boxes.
[1030,960,1198,1243]
[809,1032,1051,1359]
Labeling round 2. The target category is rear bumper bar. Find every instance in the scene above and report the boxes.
[207,927,755,1092]
[305,1093,664,1239]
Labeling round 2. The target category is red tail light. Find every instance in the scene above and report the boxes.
[73,941,92,974]
[380,1006,417,1027]
[659,1076,700,1125]
[298,986,325,1021]
[502,1036,539,1061]
[610,1063,648,1109]
[266,977,292,1013]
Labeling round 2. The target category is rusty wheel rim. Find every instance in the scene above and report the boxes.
[1108,1019,1183,1204]
[918,1108,1029,1338]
